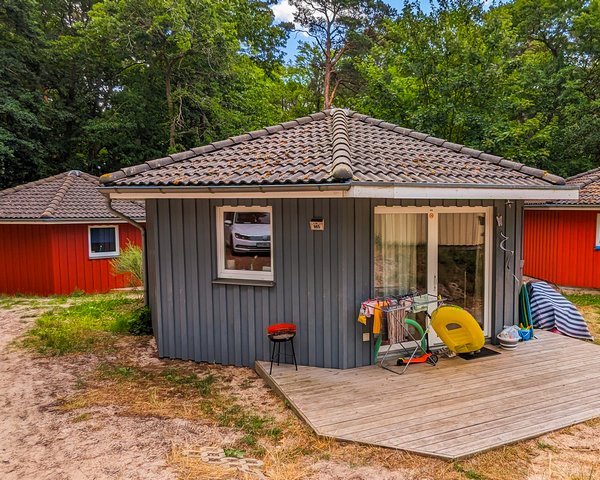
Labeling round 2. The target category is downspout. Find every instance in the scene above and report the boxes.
[105,198,149,306]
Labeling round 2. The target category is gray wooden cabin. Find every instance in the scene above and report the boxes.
[100,109,577,369]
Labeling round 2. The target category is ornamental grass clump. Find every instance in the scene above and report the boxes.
[111,242,143,287]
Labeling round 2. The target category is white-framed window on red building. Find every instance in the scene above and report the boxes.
[88,225,120,259]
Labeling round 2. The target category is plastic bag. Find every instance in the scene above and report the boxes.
[498,325,521,341]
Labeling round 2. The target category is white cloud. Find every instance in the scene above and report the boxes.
[271,0,296,23]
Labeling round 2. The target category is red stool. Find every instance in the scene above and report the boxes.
[267,323,297,374]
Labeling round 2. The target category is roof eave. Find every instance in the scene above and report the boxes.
[0,217,146,224]
[99,182,579,201]
[525,203,600,209]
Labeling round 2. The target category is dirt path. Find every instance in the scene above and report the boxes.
[0,307,213,480]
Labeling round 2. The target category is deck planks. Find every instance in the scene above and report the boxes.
[255,331,600,460]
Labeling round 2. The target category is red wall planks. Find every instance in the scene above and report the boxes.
[0,222,143,296]
[524,209,600,289]
[0,224,54,295]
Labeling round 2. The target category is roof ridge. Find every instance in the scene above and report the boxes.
[76,171,101,182]
[330,108,352,180]
[0,171,70,198]
[567,166,600,187]
[41,173,77,218]
[346,111,566,186]
[100,112,331,185]
[0,170,98,199]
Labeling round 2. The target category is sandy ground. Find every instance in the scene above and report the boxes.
[1,302,599,480]
[0,306,219,480]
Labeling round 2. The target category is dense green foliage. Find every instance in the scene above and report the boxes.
[1,0,599,187]
[350,0,600,176]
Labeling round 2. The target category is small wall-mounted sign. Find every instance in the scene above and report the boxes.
[310,218,325,231]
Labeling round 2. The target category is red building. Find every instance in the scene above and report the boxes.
[524,168,600,289]
[0,170,145,295]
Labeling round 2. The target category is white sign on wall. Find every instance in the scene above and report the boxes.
[310,218,325,231]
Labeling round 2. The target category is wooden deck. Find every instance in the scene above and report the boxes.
[256,331,600,460]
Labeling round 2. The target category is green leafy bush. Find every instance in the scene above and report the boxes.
[127,304,152,335]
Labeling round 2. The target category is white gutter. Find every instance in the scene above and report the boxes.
[524,205,599,210]
[0,219,144,225]
[101,184,579,201]
[349,185,579,201]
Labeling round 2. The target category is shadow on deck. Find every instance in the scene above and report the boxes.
[255,330,600,460]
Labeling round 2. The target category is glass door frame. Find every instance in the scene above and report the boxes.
[373,205,493,341]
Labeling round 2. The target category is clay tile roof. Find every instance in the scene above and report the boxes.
[0,171,145,221]
[565,168,600,205]
[100,109,566,189]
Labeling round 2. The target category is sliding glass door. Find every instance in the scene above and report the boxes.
[438,212,487,329]
[374,207,492,346]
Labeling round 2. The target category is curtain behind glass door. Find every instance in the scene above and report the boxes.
[374,213,428,297]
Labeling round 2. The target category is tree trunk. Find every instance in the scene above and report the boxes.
[324,53,332,109]
[323,28,332,110]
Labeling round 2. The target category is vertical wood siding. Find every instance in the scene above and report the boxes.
[524,209,600,289]
[0,223,142,296]
[147,198,522,368]
[0,224,54,295]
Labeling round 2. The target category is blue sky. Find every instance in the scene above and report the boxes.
[271,0,423,60]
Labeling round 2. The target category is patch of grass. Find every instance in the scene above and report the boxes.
[453,462,487,480]
[97,363,139,379]
[536,440,557,452]
[217,403,281,457]
[72,412,91,423]
[48,296,69,305]
[239,378,254,390]
[565,294,600,308]
[21,294,144,355]
[74,377,87,390]
[565,294,600,343]
[0,296,41,309]
[223,448,245,458]
[217,404,281,440]
[161,368,215,396]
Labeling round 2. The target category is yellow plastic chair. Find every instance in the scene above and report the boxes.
[430,305,485,354]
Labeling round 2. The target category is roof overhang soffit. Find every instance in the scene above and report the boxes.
[100,184,579,201]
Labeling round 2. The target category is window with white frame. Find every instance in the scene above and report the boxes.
[596,214,600,250]
[217,206,273,281]
[88,226,119,259]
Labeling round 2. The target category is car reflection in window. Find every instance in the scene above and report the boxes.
[224,212,271,256]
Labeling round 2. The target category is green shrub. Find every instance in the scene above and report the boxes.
[111,242,143,286]
[127,305,152,335]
